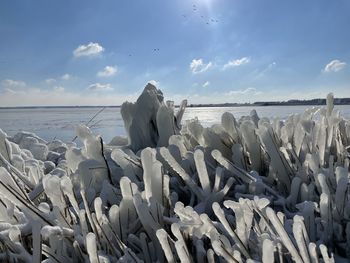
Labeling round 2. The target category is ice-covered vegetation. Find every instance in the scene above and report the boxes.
[0,83,349,262]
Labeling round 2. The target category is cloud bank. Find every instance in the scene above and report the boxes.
[0,86,140,106]
[1,79,26,88]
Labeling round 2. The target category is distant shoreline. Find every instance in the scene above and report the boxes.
[1,97,350,109]
[188,97,350,107]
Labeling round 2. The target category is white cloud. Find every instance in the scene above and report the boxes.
[323,59,346,73]
[1,79,26,88]
[147,80,159,86]
[73,42,104,57]
[97,66,118,77]
[202,81,210,88]
[226,87,260,96]
[45,78,56,84]
[61,74,72,80]
[53,86,65,92]
[223,57,250,70]
[88,83,113,91]
[190,59,212,74]
[2,88,17,94]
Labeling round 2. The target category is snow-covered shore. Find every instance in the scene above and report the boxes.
[0,84,349,262]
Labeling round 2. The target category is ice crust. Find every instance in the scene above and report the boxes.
[0,84,349,262]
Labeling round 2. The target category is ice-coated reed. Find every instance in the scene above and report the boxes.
[0,84,349,262]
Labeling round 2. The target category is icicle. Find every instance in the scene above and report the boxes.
[266,207,303,262]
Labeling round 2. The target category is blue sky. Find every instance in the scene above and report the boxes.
[0,0,349,106]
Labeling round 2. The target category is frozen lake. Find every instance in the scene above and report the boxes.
[1,105,350,143]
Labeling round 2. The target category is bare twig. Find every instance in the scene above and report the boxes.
[72,107,106,142]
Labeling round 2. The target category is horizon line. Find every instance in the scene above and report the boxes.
[1,96,350,109]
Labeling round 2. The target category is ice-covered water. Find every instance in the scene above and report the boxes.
[1,105,350,142]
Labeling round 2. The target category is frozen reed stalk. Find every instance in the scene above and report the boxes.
[266,207,303,262]
[0,87,349,262]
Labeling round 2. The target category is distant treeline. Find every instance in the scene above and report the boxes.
[188,97,350,108]
[253,97,350,106]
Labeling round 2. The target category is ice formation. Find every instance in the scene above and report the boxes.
[0,84,349,262]
[121,83,187,151]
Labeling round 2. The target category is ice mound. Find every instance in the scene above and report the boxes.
[0,86,349,262]
[121,83,187,151]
